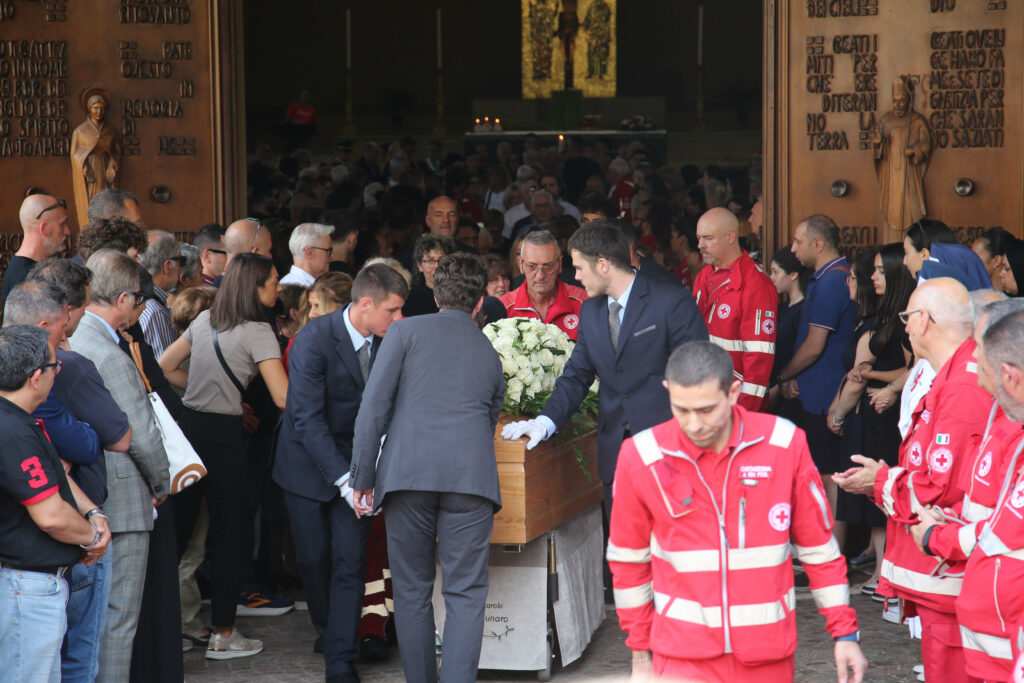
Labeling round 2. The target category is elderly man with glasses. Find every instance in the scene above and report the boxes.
[139,230,185,357]
[834,277,991,683]
[280,223,334,287]
[2,194,71,308]
[499,229,587,340]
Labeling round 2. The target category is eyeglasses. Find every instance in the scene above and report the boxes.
[166,256,187,267]
[523,261,559,275]
[35,198,67,220]
[205,248,227,256]
[420,258,440,267]
[124,290,149,307]
[37,360,62,376]
[309,246,333,257]
[245,217,263,251]
[898,308,936,325]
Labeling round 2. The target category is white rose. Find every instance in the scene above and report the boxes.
[528,378,543,395]
[516,355,532,372]
[507,377,524,402]
[501,357,517,376]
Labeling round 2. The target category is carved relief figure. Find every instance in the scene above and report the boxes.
[872,77,931,231]
[529,0,557,81]
[555,0,579,89]
[70,88,121,227]
[583,0,612,78]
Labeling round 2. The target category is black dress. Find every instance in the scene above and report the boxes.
[772,298,804,422]
[402,282,439,317]
[835,316,874,524]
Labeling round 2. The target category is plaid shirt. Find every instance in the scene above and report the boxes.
[139,285,178,359]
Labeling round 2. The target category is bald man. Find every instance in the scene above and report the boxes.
[691,208,777,410]
[834,278,990,683]
[2,194,70,307]
[224,217,273,265]
[425,196,457,238]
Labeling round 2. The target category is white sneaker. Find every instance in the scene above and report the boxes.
[913,664,924,674]
[882,604,901,624]
[205,628,264,660]
[917,673,925,682]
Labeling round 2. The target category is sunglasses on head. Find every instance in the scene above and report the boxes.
[35,198,67,220]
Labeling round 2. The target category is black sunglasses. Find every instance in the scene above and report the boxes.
[35,198,67,220]
[166,256,187,266]
[245,217,263,250]
[206,248,227,256]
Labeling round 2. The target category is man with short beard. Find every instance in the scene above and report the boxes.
[2,194,70,307]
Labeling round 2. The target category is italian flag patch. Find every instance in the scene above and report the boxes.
[936,434,950,445]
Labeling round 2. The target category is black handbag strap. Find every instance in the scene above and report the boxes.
[211,326,246,395]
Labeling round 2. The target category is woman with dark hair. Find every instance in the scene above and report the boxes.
[158,253,288,660]
[768,247,811,416]
[401,233,457,317]
[972,227,1012,291]
[831,244,914,592]
[905,220,990,289]
[1000,237,1024,296]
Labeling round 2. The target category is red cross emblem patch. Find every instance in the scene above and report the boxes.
[929,448,953,474]
[1012,481,1024,509]
[563,314,579,330]
[978,453,993,478]
[768,502,792,532]
[909,442,923,467]
[718,303,731,319]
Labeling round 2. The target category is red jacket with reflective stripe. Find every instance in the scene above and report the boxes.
[608,407,857,665]
[691,252,778,411]
[499,280,587,340]
[929,404,1020,562]
[872,339,991,613]
[952,430,1024,680]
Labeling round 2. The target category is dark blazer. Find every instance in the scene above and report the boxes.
[350,309,505,510]
[273,308,379,502]
[541,269,708,483]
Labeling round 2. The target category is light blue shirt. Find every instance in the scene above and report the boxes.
[84,311,121,344]
[536,273,637,440]
[343,304,373,358]
[607,273,636,323]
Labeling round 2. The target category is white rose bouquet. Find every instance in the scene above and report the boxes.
[484,317,599,418]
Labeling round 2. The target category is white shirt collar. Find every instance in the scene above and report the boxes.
[343,304,373,355]
[280,264,315,287]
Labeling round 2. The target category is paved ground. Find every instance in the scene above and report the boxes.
[184,576,923,682]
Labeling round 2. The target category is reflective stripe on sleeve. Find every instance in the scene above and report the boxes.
[882,466,906,517]
[962,498,995,523]
[740,382,768,398]
[793,537,842,565]
[708,335,776,355]
[960,625,1013,660]
[632,428,664,465]
[664,597,723,628]
[727,543,791,570]
[978,527,1012,557]
[810,583,850,609]
[651,536,719,572]
[769,418,796,449]
[808,481,832,530]
[880,558,963,596]
[614,582,654,609]
[958,522,979,557]
[907,472,923,514]
[607,540,652,564]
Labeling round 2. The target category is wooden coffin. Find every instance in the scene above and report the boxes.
[491,415,602,545]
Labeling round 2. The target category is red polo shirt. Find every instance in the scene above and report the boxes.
[500,279,587,340]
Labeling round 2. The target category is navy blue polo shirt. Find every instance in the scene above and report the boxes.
[794,256,855,414]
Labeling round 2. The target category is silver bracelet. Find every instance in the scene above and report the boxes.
[79,521,101,551]
[632,656,651,664]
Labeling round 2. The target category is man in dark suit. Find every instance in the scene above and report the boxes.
[503,221,708,517]
[351,253,505,683]
[273,264,409,683]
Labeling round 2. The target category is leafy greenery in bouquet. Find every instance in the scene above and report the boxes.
[484,318,600,480]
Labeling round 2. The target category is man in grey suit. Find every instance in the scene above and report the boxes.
[351,253,505,683]
[70,249,169,682]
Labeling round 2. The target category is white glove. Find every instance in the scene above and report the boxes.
[337,473,356,510]
[501,419,547,450]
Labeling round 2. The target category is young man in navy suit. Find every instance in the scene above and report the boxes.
[503,221,708,518]
[273,264,408,683]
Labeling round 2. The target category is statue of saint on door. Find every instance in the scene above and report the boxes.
[70,87,121,228]
[872,77,931,232]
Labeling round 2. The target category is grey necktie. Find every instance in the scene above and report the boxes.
[608,301,622,348]
[357,340,370,381]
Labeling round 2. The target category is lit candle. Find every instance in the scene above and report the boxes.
[558,134,565,153]
[346,9,352,70]
[436,8,442,70]
[697,5,703,68]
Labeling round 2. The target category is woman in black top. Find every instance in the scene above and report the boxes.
[831,244,915,591]
[767,247,810,418]
[401,234,456,317]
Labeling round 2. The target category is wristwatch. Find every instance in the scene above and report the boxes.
[85,507,106,521]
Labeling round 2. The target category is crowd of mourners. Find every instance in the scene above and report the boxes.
[2,130,1024,683]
